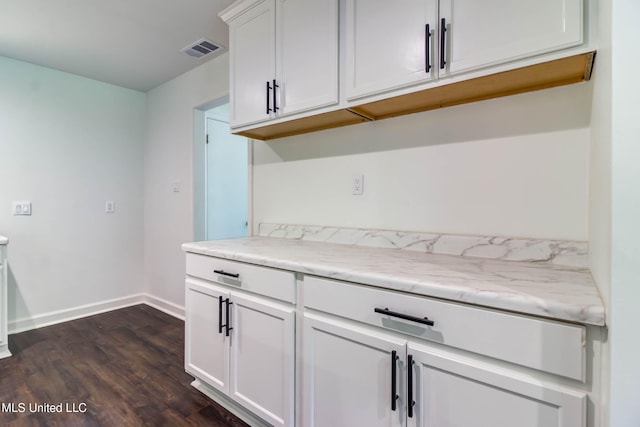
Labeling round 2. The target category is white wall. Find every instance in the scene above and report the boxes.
[0,55,145,331]
[609,0,640,425]
[253,82,592,240]
[588,0,612,424]
[144,53,229,313]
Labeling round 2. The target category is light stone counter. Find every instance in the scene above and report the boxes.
[182,237,605,326]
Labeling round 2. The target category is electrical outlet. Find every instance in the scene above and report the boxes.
[352,175,364,195]
[105,200,115,213]
[172,181,181,193]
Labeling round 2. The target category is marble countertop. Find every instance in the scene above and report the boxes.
[182,237,605,326]
[0,236,7,245]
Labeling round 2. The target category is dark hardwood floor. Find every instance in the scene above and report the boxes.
[0,304,249,427]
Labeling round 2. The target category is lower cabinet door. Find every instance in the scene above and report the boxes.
[406,342,587,427]
[303,313,407,427]
[230,292,295,427]
[185,278,230,394]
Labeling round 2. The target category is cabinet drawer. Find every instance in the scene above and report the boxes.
[303,275,585,381]
[186,253,295,304]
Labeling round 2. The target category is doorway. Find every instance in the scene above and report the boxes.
[193,98,249,241]
[205,103,249,240]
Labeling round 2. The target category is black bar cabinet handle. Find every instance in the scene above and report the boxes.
[214,269,240,279]
[440,17,447,70]
[408,355,415,418]
[425,24,431,73]
[391,350,399,411]
[266,81,272,114]
[218,296,224,334]
[225,298,233,337]
[374,307,435,326]
[272,79,279,112]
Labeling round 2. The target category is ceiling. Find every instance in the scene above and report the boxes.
[0,0,234,92]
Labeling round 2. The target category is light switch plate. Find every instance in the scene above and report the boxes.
[352,175,364,195]
[12,201,31,215]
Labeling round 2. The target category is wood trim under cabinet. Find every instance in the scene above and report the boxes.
[235,51,595,141]
[352,51,596,120]
[235,108,370,140]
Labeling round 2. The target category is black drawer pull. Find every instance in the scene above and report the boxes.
[391,350,399,411]
[214,269,240,279]
[225,298,233,337]
[408,354,415,418]
[272,79,279,112]
[425,23,431,73]
[374,307,435,326]
[218,296,224,334]
[266,81,272,114]
[440,17,447,70]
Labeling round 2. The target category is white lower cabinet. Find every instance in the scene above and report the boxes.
[303,313,407,427]
[185,254,598,427]
[229,291,295,426]
[408,342,586,427]
[185,279,230,393]
[303,312,586,427]
[185,277,295,426]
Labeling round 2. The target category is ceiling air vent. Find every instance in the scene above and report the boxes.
[181,39,223,59]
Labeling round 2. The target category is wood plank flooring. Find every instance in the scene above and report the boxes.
[0,304,249,426]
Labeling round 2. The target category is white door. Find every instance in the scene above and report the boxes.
[407,341,586,427]
[439,0,583,76]
[229,292,295,427]
[185,279,231,394]
[303,313,407,427]
[205,114,248,240]
[345,0,437,101]
[276,0,339,116]
[229,0,276,127]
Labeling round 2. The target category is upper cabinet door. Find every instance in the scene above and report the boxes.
[439,0,583,76]
[345,0,438,101]
[276,0,339,116]
[229,0,276,128]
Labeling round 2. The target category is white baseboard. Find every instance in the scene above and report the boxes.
[8,293,185,335]
[142,294,185,320]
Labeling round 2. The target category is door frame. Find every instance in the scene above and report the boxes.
[193,95,253,241]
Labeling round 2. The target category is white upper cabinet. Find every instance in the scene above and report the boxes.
[346,0,583,101]
[227,0,276,128]
[276,0,339,116]
[440,0,583,76]
[223,0,590,139]
[222,0,339,129]
[345,0,438,101]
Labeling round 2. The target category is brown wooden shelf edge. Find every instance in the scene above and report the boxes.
[236,51,596,141]
[236,108,370,140]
